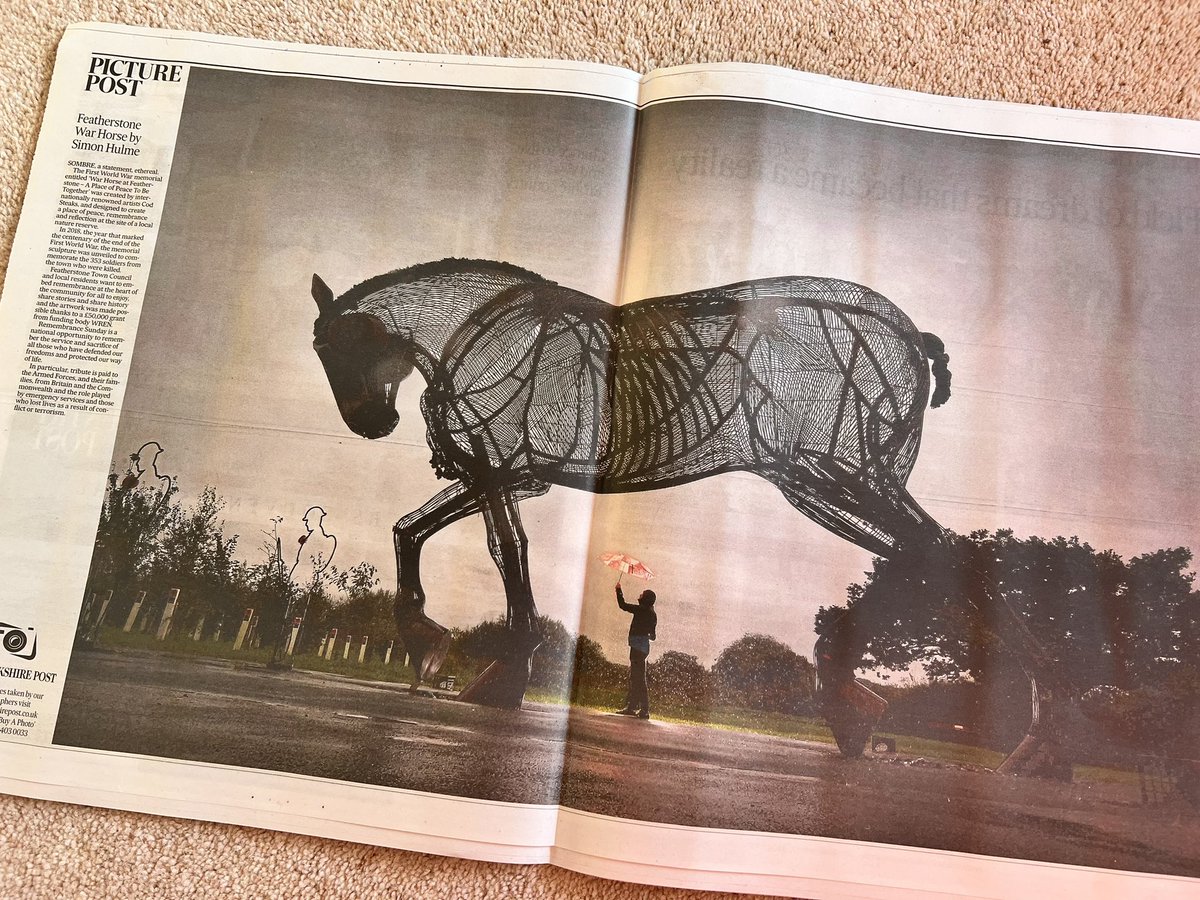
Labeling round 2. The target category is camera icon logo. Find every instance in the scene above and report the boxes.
[0,623,37,661]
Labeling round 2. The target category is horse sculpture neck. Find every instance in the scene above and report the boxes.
[332,258,552,379]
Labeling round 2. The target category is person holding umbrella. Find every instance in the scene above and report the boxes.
[601,553,657,720]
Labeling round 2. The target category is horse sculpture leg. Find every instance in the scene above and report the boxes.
[772,470,942,758]
[456,486,544,709]
[393,482,486,686]
[814,612,887,758]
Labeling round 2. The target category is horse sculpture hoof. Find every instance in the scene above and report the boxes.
[397,612,452,684]
[419,632,452,681]
[455,659,528,709]
[829,718,873,759]
[456,635,541,709]
[822,679,888,760]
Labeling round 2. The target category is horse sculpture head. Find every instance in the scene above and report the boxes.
[311,274,414,439]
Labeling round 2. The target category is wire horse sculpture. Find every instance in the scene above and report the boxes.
[310,258,954,744]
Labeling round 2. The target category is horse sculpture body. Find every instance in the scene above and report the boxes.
[311,258,952,747]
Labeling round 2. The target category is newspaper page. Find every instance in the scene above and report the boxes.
[1,22,1199,900]
[550,64,1200,896]
[0,22,639,864]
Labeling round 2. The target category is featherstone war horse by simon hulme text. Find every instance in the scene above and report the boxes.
[310,257,955,756]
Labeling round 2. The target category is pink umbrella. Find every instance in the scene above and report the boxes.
[600,551,654,583]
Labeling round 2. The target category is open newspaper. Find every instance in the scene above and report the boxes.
[0,22,1197,898]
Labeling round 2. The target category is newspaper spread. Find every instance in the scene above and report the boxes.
[0,22,1197,898]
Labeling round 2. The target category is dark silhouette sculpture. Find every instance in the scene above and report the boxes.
[121,441,175,501]
[269,507,340,670]
[310,258,953,731]
[290,506,338,581]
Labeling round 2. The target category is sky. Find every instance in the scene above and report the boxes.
[112,69,1200,668]
[576,99,1200,665]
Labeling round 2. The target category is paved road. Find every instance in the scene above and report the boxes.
[54,650,1198,877]
[56,650,569,804]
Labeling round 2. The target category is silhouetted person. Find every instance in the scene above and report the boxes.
[121,441,174,500]
[291,506,337,583]
[615,584,656,719]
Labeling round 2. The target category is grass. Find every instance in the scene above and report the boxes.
[537,688,1008,765]
[645,704,838,744]
[861,734,1006,768]
[1073,765,1141,787]
[95,625,419,684]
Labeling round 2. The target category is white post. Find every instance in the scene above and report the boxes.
[285,617,302,655]
[192,617,205,641]
[324,629,338,660]
[384,640,393,665]
[248,615,260,648]
[81,592,97,625]
[342,635,352,661]
[156,588,180,640]
[232,608,254,651]
[94,590,113,630]
[358,635,369,664]
[123,591,146,633]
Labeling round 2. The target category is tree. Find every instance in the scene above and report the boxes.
[87,472,178,619]
[647,650,712,708]
[132,485,248,638]
[325,587,396,658]
[1118,548,1198,684]
[527,617,577,697]
[451,616,578,698]
[712,634,815,714]
[824,530,1200,768]
[570,634,627,705]
[332,561,380,601]
[255,550,302,643]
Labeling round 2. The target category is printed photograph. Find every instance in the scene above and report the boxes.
[53,66,637,805]
[559,98,1200,872]
[54,68,1200,876]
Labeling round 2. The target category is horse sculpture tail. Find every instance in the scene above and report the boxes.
[921,332,952,409]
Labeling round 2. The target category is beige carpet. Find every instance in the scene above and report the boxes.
[0,2,1197,897]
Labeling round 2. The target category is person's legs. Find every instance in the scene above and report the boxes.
[616,647,638,714]
[630,648,649,715]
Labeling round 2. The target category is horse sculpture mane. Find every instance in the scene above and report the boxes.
[321,257,553,317]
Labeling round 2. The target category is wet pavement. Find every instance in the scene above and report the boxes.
[53,649,1200,877]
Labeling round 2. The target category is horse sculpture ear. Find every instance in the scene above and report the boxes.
[312,274,335,315]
